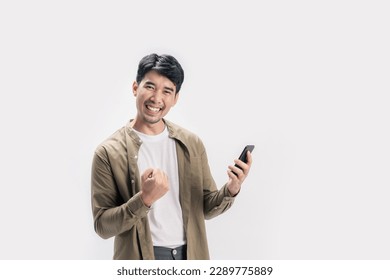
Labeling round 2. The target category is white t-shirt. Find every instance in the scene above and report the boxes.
[134,126,186,248]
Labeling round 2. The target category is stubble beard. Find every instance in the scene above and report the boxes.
[142,112,162,125]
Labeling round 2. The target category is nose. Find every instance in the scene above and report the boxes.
[150,89,164,103]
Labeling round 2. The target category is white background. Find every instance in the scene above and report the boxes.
[0,0,389,260]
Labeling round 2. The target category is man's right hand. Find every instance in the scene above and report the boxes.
[140,168,169,207]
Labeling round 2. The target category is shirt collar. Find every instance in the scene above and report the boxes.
[125,118,181,142]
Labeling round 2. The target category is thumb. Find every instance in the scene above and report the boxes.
[142,168,154,181]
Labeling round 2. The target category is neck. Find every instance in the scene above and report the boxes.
[130,118,165,135]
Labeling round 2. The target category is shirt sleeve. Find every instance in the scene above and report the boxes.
[91,147,150,239]
[200,148,235,219]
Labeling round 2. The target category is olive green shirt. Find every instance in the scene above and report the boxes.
[91,119,235,259]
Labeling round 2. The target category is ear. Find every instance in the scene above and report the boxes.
[172,92,180,106]
[132,81,138,97]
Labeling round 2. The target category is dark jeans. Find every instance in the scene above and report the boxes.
[153,245,187,260]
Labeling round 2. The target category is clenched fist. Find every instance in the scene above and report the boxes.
[140,168,169,207]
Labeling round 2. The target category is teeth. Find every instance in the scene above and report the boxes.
[147,105,160,112]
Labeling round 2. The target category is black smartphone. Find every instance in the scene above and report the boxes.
[233,145,255,175]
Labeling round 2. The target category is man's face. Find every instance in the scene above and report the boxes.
[133,70,179,127]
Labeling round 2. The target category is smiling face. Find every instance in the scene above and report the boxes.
[132,70,179,134]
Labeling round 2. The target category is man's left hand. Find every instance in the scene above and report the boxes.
[226,151,253,196]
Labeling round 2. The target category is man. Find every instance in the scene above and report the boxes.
[91,53,252,260]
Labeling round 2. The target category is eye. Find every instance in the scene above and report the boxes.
[145,85,155,90]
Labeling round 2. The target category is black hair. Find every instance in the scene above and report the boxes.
[136,53,185,93]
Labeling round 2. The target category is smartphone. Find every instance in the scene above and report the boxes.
[233,145,255,176]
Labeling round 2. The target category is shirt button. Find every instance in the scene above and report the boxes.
[131,180,135,184]
[172,249,177,255]
[134,155,138,159]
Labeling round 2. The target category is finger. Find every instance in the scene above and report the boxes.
[228,165,243,178]
[161,170,169,184]
[154,169,167,181]
[157,170,169,185]
[246,151,253,166]
[153,169,169,188]
[234,156,251,174]
[142,168,154,181]
[227,169,235,180]
[161,170,168,180]
[233,160,250,175]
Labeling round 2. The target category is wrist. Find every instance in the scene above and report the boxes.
[227,185,240,197]
[140,191,152,208]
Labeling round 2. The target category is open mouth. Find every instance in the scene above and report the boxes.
[146,104,162,113]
